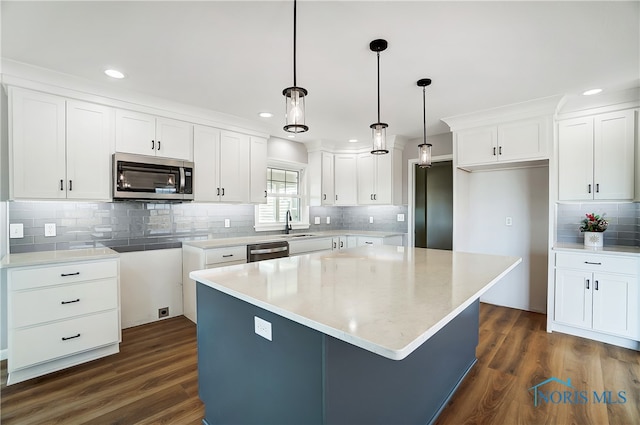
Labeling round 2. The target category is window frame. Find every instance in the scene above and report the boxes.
[254,160,309,232]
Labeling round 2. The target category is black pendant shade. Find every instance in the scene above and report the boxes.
[370,39,389,155]
[417,78,432,168]
[283,0,308,133]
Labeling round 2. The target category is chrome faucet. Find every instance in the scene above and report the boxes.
[285,210,292,234]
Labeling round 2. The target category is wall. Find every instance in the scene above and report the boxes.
[268,137,308,165]
[402,132,452,205]
[556,202,639,246]
[455,166,549,313]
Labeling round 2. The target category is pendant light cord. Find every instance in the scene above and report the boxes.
[293,0,297,87]
[376,51,381,123]
[422,86,427,144]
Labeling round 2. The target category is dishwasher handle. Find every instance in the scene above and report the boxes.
[249,246,289,255]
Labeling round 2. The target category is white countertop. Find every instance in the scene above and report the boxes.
[191,246,521,360]
[554,243,640,257]
[183,230,405,250]
[0,247,119,269]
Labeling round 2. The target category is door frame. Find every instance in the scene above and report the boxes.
[407,155,453,248]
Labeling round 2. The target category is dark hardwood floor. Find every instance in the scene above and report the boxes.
[2,304,638,424]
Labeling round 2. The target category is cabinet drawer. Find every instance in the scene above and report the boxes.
[357,237,384,247]
[289,238,333,255]
[9,309,119,371]
[555,252,638,275]
[9,260,118,291]
[11,278,118,328]
[205,245,247,266]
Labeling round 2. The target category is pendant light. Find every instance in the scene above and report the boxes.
[369,39,389,155]
[283,0,308,133]
[417,78,433,168]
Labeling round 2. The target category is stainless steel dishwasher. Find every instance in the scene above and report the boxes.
[247,240,289,262]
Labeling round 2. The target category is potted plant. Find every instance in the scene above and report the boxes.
[579,213,608,248]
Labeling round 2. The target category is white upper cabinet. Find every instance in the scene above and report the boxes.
[308,151,335,206]
[250,136,268,204]
[115,109,193,160]
[10,88,66,199]
[193,126,250,203]
[66,101,115,200]
[558,110,635,201]
[357,151,400,205]
[334,154,358,205]
[456,117,549,168]
[9,88,114,200]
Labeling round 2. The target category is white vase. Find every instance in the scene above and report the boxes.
[583,231,604,248]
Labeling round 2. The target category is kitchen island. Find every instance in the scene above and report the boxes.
[191,246,521,425]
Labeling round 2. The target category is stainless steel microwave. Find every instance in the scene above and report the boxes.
[113,153,194,201]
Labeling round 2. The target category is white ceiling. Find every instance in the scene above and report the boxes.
[2,1,639,146]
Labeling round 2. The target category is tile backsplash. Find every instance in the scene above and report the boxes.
[7,201,408,254]
[556,202,640,246]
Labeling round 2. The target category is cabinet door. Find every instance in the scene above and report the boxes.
[321,152,335,205]
[592,273,637,338]
[498,117,547,162]
[456,126,497,166]
[334,155,358,205]
[593,110,635,200]
[115,109,156,156]
[66,101,115,200]
[155,118,193,160]
[10,88,66,199]
[554,269,592,328]
[357,153,375,205]
[558,117,594,200]
[250,136,268,204]
[193,125,221,202]
[374,154,393,204]
[219,131,249,203]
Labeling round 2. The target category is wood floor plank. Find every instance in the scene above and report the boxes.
[2,307,638,425]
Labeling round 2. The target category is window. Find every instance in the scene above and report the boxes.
[255,165,309,231]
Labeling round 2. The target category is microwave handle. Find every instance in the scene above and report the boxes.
[179,167,186,193]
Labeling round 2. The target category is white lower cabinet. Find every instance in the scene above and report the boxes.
[553,252,638,344]
[7,258,120,385]
[356,235,404,247]
[182,245,247,323]
[288,238,334,256]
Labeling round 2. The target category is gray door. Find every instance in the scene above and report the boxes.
[414,161,453,250]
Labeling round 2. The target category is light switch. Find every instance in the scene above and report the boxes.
[505,217,513,226]
[314,217,320,225]
[369,217,374,224]
[9,223,23,239]
[326,217,331,224]
[44,223,57,237]
[224,219,230,228]
[397,214,405,222]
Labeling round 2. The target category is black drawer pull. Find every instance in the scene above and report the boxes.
[222,254,234,258]
[62,333,81,341]
[586,279,590,290]
[595,280,599,291]
[157,141,161,151]
[60,272,80,277]
[60,179,64,191]
[584,261,602,265]
[61,298,80,305]
[365,241,374,245]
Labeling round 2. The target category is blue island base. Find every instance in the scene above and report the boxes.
[197,282,479,425]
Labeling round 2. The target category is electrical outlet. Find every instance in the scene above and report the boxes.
[369,217,374,224]
[158,307,169,318]
[9,223,23,239]
[254,316,272,341]
[397,214,405,222]
[314,217,320,225]
[224,219,230,228]
[44,223,57,237]
[326,216,331,224]
[505,217,513,226]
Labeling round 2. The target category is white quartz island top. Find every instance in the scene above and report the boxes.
[191,245,521,360]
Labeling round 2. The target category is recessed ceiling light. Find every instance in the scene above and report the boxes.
[348,139,358,143]
[582,88,602,96]
[258,112,273,118]
[104,69,125,79]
